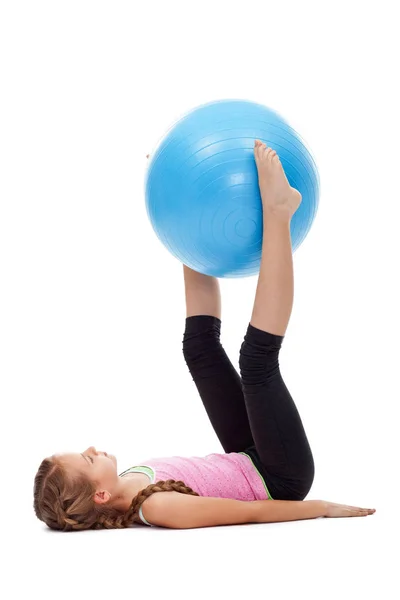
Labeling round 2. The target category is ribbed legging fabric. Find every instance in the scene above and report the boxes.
[182,315,315,501]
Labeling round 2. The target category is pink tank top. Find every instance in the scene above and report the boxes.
[119,451,273,526]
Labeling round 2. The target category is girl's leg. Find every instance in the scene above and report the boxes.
[182,265,254,454]
[239,142,315,500]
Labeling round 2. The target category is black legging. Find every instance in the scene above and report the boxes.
[182,315,315,501]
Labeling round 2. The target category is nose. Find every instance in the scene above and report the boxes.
[84,447,109,458]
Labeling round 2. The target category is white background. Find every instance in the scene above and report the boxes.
[1,1,399,598]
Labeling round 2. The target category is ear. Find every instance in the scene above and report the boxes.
[93,490,112,505]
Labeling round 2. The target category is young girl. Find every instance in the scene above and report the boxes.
[34,141,376,531]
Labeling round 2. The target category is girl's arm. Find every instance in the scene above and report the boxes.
[141,491,374,528]
[141,490,326,529]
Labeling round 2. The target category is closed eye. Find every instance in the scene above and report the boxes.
[81,453,94,465]
[82,454,94,464]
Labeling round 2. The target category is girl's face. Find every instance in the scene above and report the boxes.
[55,446,119,493]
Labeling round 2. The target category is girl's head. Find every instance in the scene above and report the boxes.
[33,446,198,531]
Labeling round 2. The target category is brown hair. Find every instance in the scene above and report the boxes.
[33,457,199,531]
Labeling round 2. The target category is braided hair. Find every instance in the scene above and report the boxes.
[34,457,199,531]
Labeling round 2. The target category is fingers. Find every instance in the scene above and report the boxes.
[327,501,376,518]
[349,505,375,512]
[348,505,376,516]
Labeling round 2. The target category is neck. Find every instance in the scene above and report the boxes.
[112,475,149,512]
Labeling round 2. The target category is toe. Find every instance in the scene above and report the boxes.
[258,142,267,160]
[266,147,275,161]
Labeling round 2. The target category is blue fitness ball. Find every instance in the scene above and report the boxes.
[145,99,320,278]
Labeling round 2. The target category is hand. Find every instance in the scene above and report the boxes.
[323,500,376,518]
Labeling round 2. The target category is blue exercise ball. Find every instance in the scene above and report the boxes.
[145,99,320,278]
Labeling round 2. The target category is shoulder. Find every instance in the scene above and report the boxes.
[141,490,256,529]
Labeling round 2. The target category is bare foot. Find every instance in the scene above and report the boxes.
[254,140,302,218]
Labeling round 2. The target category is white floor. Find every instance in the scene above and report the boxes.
[5,508,395,600]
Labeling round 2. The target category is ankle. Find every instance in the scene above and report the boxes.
[263,208,292,226]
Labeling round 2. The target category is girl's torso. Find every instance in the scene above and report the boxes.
[118,454,272,526]
[119,453,272,501]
